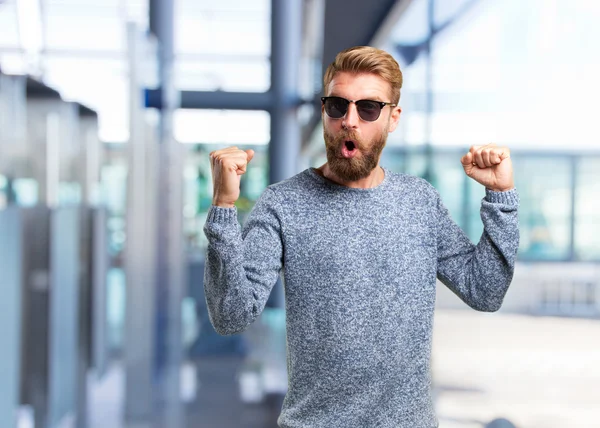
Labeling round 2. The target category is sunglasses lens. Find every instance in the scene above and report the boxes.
[323,97,384,121]
[356,100,381,122]
[324,97,348,119]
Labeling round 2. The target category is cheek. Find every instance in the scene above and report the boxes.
[363,126,385,142]
[327,116,343,128]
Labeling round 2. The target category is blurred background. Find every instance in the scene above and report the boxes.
[0,0,599,427]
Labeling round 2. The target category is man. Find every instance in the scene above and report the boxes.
[204,46,519,428]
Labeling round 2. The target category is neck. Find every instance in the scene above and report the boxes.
[317,164,385,189]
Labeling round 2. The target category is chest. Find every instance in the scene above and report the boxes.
[282,199,437,288]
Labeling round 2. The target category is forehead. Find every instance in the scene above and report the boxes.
[326,72,391,101]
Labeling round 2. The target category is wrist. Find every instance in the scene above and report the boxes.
[486,186,514,193]
[213,200,236,209]
[212,191,237,208]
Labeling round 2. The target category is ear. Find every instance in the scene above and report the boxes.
[387,106,402,133]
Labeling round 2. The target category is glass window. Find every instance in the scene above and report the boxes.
[380,148,410,175]
[514,156,572,260]
[432,152,466,228]
[433,0,481,28]
[175,58,270,92]
[12,178,38,206]
[177,1,270,57]
[401,150,427,178]
[388,0,429,45]
[574,157,600,260]
[387,0,600,152]
[175,0,271,93]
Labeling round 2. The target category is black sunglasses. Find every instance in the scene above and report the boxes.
[321,96,397,122]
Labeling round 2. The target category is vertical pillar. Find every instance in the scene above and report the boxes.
[269,0,302,184]
[0,74,27,181]
[79,113,102,206]
[150,0,185,426]
[423,0,435,184]
[268,0,303,307]
[0,208,23,428]
[48,207,80,427]
[124,23,156,424]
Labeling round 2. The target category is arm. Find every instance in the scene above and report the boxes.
[436,143,520,311]
[436,188,519,312]
[203,188,283,335]
[202,146,282,335]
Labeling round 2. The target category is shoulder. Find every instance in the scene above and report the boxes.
[268,169,314,191]
[384,169,439,198]
[252,169,314,209]
[264,169,321,201]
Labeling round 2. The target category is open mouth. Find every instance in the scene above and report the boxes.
[341,140,358,158]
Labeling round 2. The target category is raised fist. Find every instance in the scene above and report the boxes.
[209,146,255,208]
[461,143,514,192]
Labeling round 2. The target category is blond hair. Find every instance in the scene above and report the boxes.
[323,46,403,104]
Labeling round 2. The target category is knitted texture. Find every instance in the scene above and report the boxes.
[203,168,520,428]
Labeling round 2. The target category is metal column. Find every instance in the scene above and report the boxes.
[48,207,81,428]
[150,0,185,425]
[124,23,157,425]
[269,0,303,184]
[268,0,303,308]
[423,0,435,184]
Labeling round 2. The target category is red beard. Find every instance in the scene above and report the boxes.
[323,128,387,182]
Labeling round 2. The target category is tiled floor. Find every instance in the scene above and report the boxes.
[86,310,600,428]
[432,310,600,428]
[85,356,281,428]
[188,356,283,428]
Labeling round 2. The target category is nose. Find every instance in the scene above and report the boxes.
[342,102,360,129]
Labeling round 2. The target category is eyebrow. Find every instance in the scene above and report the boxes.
[328,94,386,102]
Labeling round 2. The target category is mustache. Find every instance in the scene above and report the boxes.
[327,129,363,149]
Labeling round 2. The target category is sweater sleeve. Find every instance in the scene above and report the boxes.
[436,188,520,312]
[203,187,284,335]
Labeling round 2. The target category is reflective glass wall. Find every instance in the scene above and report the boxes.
[375,0,600,263]
[378,148,600,262]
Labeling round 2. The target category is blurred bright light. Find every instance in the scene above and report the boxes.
[16,0,43,74]
[174,109,270,145]
[389,0,600,151]
[16,0,43,53]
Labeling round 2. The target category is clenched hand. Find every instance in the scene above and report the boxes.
[461,143,514,192]
[209,146,255,208]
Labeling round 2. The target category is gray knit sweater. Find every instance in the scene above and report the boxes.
[203,167,519,428]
